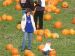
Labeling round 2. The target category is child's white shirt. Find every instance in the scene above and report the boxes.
[42,43,52,51]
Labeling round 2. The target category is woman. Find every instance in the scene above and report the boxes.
[34,0,45,29]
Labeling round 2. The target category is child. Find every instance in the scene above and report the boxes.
[21,8,36,51]
[42,40,54,56]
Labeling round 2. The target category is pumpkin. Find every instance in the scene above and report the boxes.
[38,44,44,51]
[49,5,57,12]
[54,21,62,28]
[69,29,75,35]
[11,48,19,55]
[34,30,38,35]
[51,33,59,39]
[45,32,52,38]
[36,35,42,42]
[54,8,60,14]
[24,50,35,56]
[49,49,56,56]
[44,29,52,38]
[45,0,49,3]
[6,15,13,21]
[62,2,69,8]
[6,44,13,51]
[2,14,7,21]
[62,29,70,35]
[34,30,44,36]
[43,13,52,21]
[3,1,8,6]
[0,16,2,21]
[45,5,52,12]
[38,29,44,36]
[72,18,75,24]
[12,55,20,56]
[15,4,22,11]
[16,24,21,30]
[3,0,12,6]
[15,0,20,3]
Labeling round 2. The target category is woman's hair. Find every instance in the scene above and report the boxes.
[26,8,32,14]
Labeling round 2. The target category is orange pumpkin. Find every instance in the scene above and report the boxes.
[45,6,52,12]
[0,16,2,21]
[2,14,7,21]
[16,24,21,30]
[69,29,75,35]
[15,4,22,11]
[54,8,60,14]
[24,50,35,56]
[36,35,42,42]
[15,0,20,3]
[43,13,52,21]
[54,21,62,28]
[38,44,44,51]
[6,15,13,21]
[62,2,69,8]
[51,33,59,39]
[11,48,19,55]
[34,29,44,36]
[49,49,56,56]
[3,1,8,6]
[62,29,70,35]
[45,0,49,3]
[12,55,20,56]
[49,5,57,12]
[6,44,13,51]
[3,0,12,6]
[38,29,44,36]
[72,18,75,24]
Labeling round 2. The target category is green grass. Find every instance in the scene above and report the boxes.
[0,0,75,56]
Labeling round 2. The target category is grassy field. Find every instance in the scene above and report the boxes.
[0,0,75,56]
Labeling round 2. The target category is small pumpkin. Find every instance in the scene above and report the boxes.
[16,24,21,30]
[11,48,19,55]
[54,8,60,14]
[45,6,52,12]
[6,15,13,21]
[62,29,70,35]
[43,13,52,21]
[51,33,59,39]
[0,16,2,21]
[38,44,44,51]
[3,0,12,6]
[72,18,75,24]
[69,29,75,35]
[62,2,69,8]
[15,0,20,3]
[36,35,42,42]
[2,14,7,21]
[54,21,62,28]
[12,55,20,56]
[44,29,52,38]
[49,49,56,56]
[6,44,13,51]
[24,50,35,56]
[15,3,22,11]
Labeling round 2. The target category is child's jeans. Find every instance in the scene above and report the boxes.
[42,50,50,56]
[22,32,33,50]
